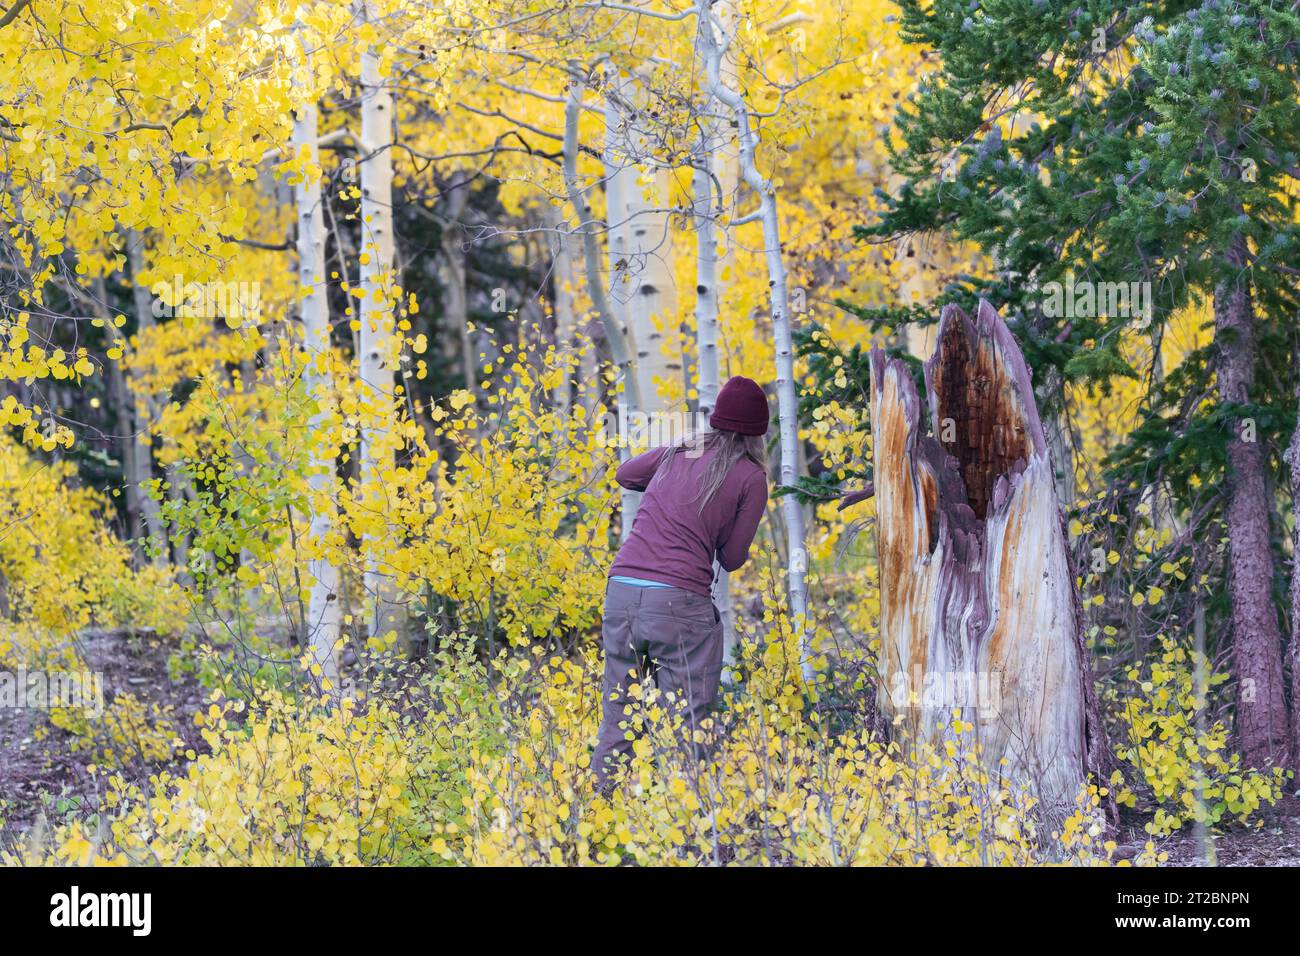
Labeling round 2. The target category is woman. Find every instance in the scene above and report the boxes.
[593,376,770,788]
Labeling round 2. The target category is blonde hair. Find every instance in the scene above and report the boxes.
[654,428,767,512]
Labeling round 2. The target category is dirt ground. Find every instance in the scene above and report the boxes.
[0,628,206,839]
[1144,798,1300,866]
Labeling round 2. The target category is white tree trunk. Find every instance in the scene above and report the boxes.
[870,300,1086,815]
[696,5,809,678]
[603,78,631,347]
[605,71,679,416]
[601,69,645,539]
[696,4,741,660]
[293,31,341,689]
[547,203,579,412]
[692,89,737,665]
[564,65,642,537]
[358,30,397,640]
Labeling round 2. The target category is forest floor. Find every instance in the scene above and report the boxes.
[4,628,1300,865]
[0,628,206,838]
[1141,799,1300,867]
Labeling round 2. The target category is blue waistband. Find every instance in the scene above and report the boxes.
[610,575,674,589]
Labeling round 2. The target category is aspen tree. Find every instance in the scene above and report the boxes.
[547,202,581,413]
[563,63,642,539]
[695,1,810,677]
[692,7,738,662]
[356,3,399,641]
[605,67,680,425]
[292,23,341,689]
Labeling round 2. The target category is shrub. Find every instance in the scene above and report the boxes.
[1111,637,1288,836]
[10,631,1159,867]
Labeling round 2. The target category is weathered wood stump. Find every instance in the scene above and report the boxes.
[871,300,1090,815]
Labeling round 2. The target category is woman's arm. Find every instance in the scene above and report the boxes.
[717,470,769,571]
[615,446,667,491]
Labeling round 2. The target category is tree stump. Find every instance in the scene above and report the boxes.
[870,300,1090,815]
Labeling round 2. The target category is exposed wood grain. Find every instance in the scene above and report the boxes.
[871,300,1086,816]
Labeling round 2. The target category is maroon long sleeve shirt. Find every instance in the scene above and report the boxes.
[609,445,769,596]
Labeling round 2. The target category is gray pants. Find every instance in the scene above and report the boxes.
[593,580,724,789]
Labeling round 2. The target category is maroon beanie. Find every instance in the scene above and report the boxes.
[709,376,769,436]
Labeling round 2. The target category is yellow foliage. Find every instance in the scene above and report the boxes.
[0,432,184,657]
[384,346,616,643]
[1112,637,1287,837]
[12,633,1133,867]
[49,693,182,769]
